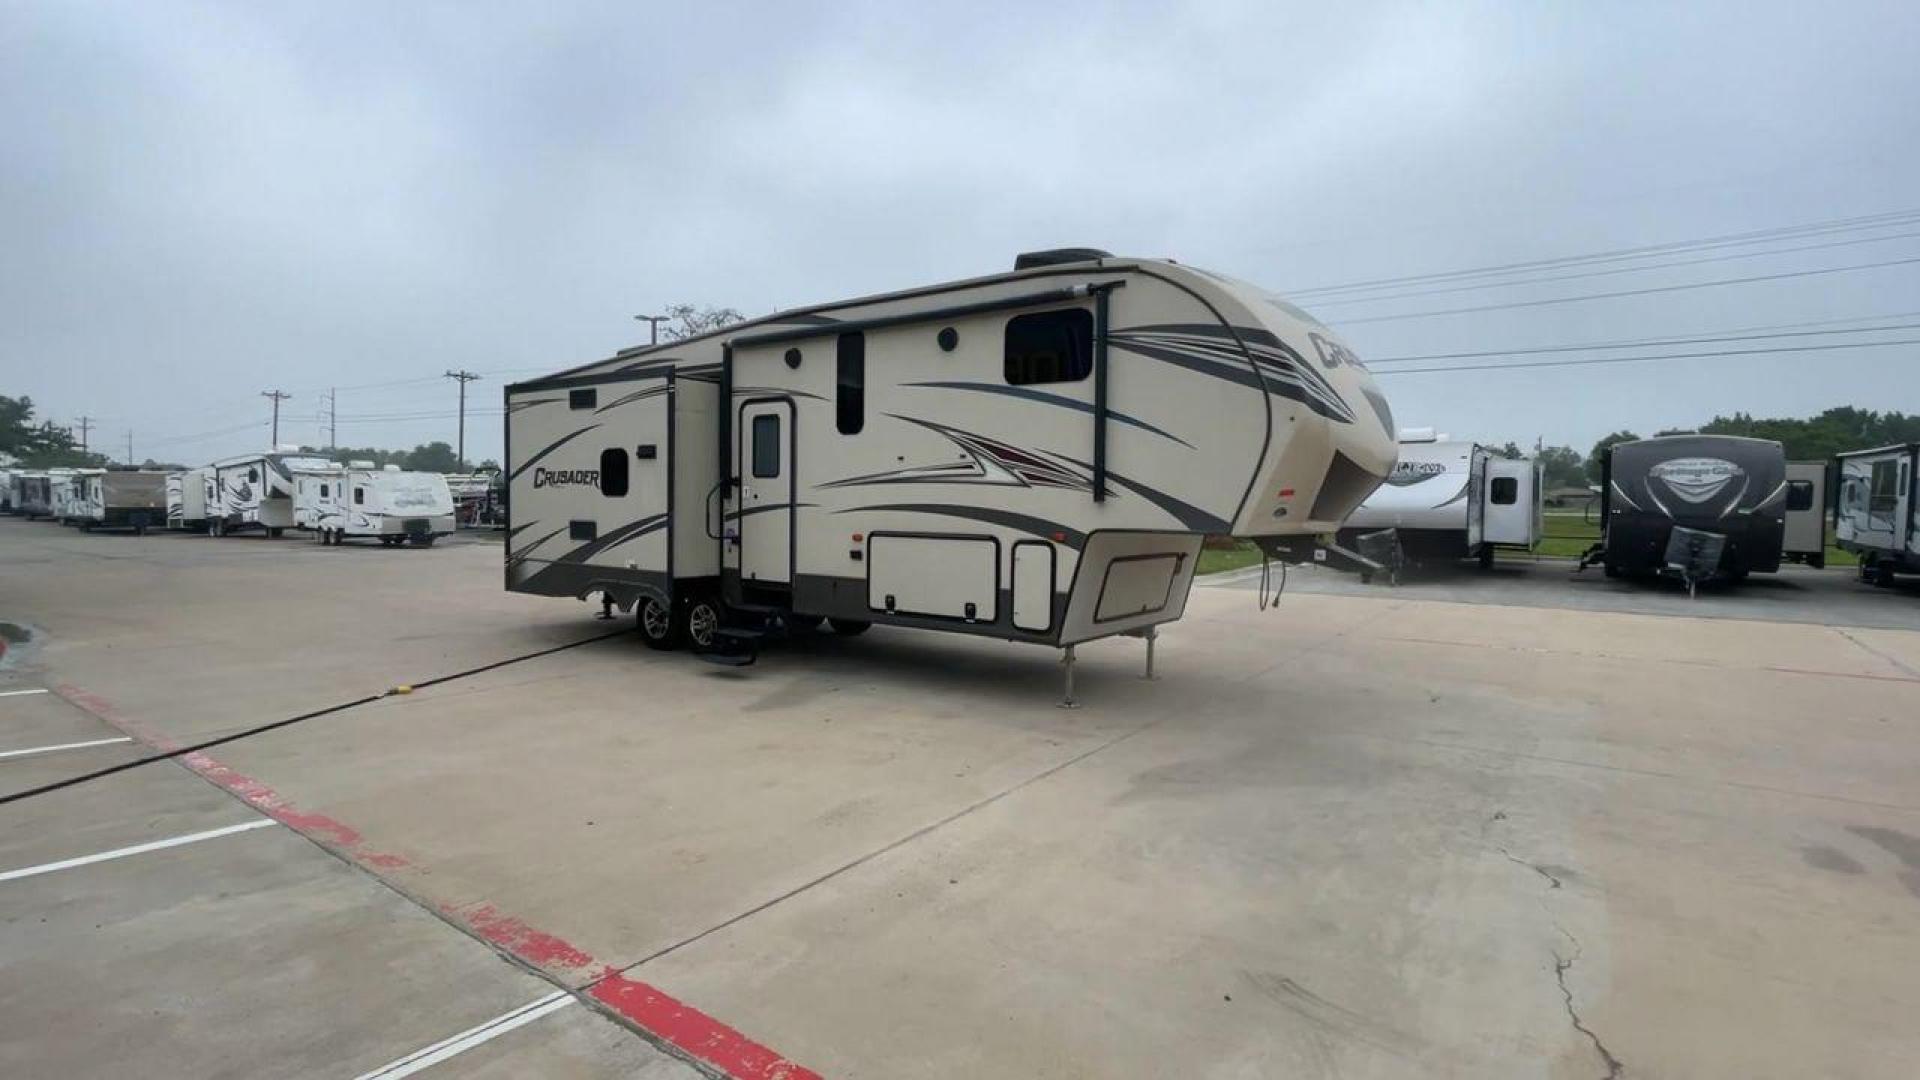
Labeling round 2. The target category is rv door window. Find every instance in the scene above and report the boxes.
[752,414,781,478]
[1005,308,1093,385]
[1870,460,1899,511]
[600,447,629,497]
[1786,480,1814,512]
[837,333,865,434]
[1490,476,1517,505]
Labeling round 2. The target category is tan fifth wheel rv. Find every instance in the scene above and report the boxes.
[505,249,1398,685]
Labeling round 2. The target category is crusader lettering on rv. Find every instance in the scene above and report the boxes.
[1382,460,1448,487]
[533,468,600,490]
[1649,457,1744,503]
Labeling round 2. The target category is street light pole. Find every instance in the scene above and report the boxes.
[634,314,669,345]
[444,370,482,469]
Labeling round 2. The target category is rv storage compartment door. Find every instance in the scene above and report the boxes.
[1096,554,1181,623]
[867,535,998,622]
[1011,541,1054,632]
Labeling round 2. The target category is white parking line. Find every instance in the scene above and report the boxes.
[354,991,574,1079]
[0,736,134,761]
[0,688,51,698]
[0,819,277,884]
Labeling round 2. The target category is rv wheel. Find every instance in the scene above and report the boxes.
[1874,563,1896,588]
[827,618,871,637]
[787,614,825,633]
[683,597,722,651]
[410,535,436,548]
[638,597,681,650]
[268,528,284,538]
[1477,546,1495,569]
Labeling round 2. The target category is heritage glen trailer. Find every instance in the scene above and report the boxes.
[506,249,1397,674]
[1836,443,1918,586]
[1582,434,1799,583]
[208,451,335,537]
[73,470,168,532]
[166,467,215,531]
[295,463,456,546]
[47,469,82,523]
[1336,430,1541,571]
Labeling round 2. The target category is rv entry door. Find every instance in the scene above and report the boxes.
[738,399,794,585]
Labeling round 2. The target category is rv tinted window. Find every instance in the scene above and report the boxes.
[354,487,365,505]
[319,483,329,498]
[1786,480,1814,512]
[836,333,864,434]
[752,414,781,478]
[1005,309,1093,385]
[1490,476,1517,505]
[1870,461,1898,510]
[570,388,597,410]
[600,447,629,497]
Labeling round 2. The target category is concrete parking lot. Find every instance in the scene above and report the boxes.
[3,517,1918,1078]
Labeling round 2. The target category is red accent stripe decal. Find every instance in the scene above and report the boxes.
[50,683,821,1080]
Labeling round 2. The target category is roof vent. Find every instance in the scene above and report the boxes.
[1397,427,1439,443]
[1014,248,1113,271]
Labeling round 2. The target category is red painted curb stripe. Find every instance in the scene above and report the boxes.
[50,683,822,1080]
[592,973,823,1080]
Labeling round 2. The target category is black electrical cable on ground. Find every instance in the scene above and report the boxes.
[0,627,631,809]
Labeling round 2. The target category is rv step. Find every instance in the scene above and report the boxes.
[714,627,767,642]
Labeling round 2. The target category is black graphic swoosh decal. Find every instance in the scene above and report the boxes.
[901,381,1194,448]
[511,424,602,481]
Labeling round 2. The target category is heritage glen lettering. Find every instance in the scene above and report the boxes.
[533,467,599,490]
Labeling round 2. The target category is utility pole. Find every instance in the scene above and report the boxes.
[444,370,482,469]
[74,415,93,453]
[261,390,291,447]
[125,430,134,466]
[634,314,669,345]
[328,387,338,450]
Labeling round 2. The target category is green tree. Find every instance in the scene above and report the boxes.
[661,303,746,342]
[1497,441,1523,459]
[401,441,464,472]
[1587,430,1640,480]
[0,394,109,468]
[1536,445,1586,489]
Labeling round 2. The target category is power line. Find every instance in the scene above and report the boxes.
[1337,255,1920,326]
[1367,320,1920,365]
[1310,228,1920,308]
[1286,206,1920,297]
[1371,336,1920,376]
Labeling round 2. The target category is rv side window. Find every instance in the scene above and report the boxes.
[836,333,865,434]
[600,447,629,497]
[1490,476,1517,505]
[354,487,365,505]
[752,414,781,477]
[248,467,260,483]
[570,388,597,410]
[1005,308,1093,386]
[1870,461,1898,511]
[320,483,329,498]
[1786,480,1814,512]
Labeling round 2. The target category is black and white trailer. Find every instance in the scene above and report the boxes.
[207,451,335,537]
[505,249,1398,684]
[1582,434,1804,585]
[1335,429,1541,572]
[72,470,169,533]
[1835,443,1918,587]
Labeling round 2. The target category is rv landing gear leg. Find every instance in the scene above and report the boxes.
[596,592,616,621]
[1058,645,1080,709]
[1142,626,1157,681]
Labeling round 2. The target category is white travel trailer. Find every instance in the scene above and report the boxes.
[208,451,336,537]
[1336,430,1541,569]
[1836,443,1918,586]
[0,468,15,513]
[165,467,215,531]
[16,472,52,518]
[505,248,1397,681]
[71,470,168,533]
[295,463,456,546]
[47,468,84,523]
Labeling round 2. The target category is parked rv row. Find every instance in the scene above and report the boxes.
[1337,429,1918,593]
[4,453,458,547]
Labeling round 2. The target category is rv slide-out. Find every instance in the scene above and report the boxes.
[1836,443,1918,586]
[506,249,1399,658]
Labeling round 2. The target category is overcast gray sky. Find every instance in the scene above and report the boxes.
[4,0,1918,466]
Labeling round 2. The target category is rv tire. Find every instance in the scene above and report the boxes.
[828,618,871,637]
[1477,545,1494,570]
[638,597,680,649]
[410,535,436,548]
[683,597,722,651]
[787,614,825,633]
[268,527,284,538]
[1873,563,1896,587]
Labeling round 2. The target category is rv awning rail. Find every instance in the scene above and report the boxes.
[727,284,1113,349]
